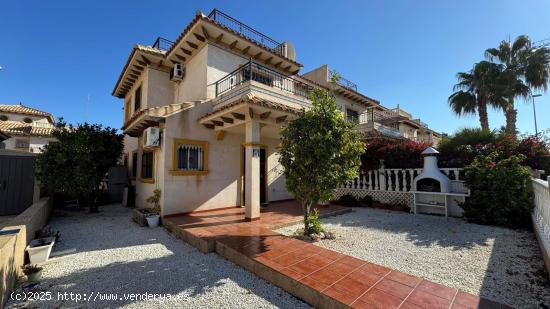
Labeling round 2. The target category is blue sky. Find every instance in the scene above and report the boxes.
[1,0,549,135]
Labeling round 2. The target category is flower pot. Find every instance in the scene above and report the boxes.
[27,270,42,282]
[26,237,55,264]
[146,215,160,228]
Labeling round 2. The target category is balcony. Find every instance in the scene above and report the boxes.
[336,76,358,92]
[208,9,286,57]
[152,37,175,51]
[213,60,312,110]
[356,109,403,138]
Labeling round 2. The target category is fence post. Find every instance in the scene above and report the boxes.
[379,160,386,191]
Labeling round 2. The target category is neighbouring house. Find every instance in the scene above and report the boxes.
[302,65,441,145]
[0,130,9,142]
[0,104,56,153]
[112,9,439,219]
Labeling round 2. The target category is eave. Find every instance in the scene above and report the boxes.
[112,46,166,98]
[164,12,302,76]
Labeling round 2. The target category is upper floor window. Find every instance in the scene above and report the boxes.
[23,117,32,124]
[0,115,7,121]
[171,139,208,176]
[346,108,359,123]
[134,85,142,112]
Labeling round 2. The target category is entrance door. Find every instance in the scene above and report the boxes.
[241,146,267,206]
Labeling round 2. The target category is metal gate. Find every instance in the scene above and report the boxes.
[0,150,36,215]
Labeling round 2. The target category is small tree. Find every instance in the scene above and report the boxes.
[36,119,123,212]
[279,75,364,234]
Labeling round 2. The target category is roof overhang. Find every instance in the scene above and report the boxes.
[198,95,301,131]
[332,84,379,107]
[123,102,194,137]
[112,46,167,98]
[164,12,302,76]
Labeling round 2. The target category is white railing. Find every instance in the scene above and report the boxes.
[533,176,550,243]
[340,167,464,192]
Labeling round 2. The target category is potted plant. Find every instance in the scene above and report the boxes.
[21,264,43,282]
[145,189,161,228]
[26,236,56,264]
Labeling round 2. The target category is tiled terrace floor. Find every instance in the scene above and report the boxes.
[164,201,510,309]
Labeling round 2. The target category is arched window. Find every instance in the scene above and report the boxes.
[0,115,8,121]
[23,117,33,123]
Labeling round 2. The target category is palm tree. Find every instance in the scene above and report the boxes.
[485,35,550,135]
[448,61,505,131]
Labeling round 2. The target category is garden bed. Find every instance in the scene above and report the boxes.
[276,207,550,308]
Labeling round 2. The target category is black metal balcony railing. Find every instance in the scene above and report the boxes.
[215,61,312,99]
[152,37,175,51]
[337,76,358,92]
[208,9,285,57]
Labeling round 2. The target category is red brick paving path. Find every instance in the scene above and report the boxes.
[164,201,511,309]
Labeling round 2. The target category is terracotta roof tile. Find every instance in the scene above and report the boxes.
[0,104,53,121]
[0,120,55,137]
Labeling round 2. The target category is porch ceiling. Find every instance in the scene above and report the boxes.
[198,94,300,134]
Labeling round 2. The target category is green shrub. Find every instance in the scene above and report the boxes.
[305,209,323,235]
[461,152,534,229]
[361,138,431,169]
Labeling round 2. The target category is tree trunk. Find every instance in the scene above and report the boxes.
[302,199,312,234]
[504,99,517,136]
[477,99,490,131]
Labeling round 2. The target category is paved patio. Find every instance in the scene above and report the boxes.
[164,201,510,308]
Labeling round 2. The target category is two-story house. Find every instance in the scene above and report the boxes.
[0,104,56,153]
[112,9,439,219]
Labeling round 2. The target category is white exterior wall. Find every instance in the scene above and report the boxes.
[206,44,249,99]
[0,135,55,153]
[29,136,55,153]
[336,95,368,118]
[265,137,292,201]
[147,67,174,107]
[124,67,149,112]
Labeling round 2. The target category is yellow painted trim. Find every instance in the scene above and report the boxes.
[216,130,225,141]
[169,170,209,176]
[239,143,268,206]
[139,149,155,183]
[171,138,209,176]
[242,142,265,147]
[124,97,132,123]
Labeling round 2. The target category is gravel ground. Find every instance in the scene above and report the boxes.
[277,207,550,308]
[7,205,310,309]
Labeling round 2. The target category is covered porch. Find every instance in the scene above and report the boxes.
[198,92,306,221]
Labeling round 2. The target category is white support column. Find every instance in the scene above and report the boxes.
[245,121,261,221]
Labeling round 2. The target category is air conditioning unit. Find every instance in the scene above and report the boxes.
[170,63,185,81]
[143,127,160,148]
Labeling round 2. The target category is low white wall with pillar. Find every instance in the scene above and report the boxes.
[244,121,261,221]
